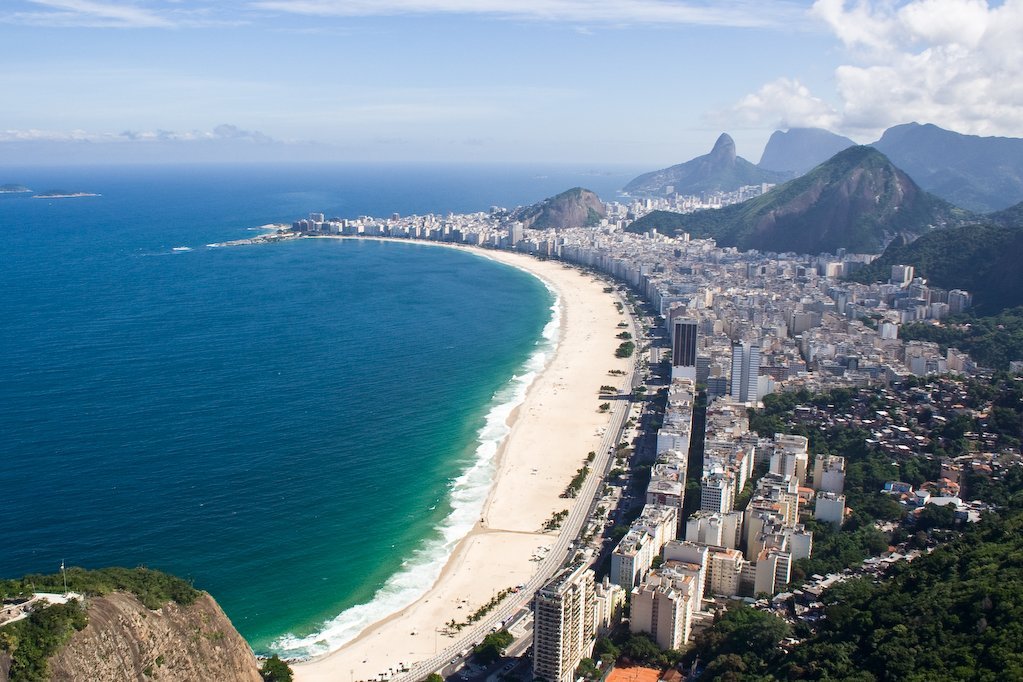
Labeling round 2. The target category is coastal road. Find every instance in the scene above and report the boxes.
[394,289,639,682]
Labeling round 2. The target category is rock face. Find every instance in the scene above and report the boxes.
[623,133,790,196]
[40,592,261,682]
[511,187,606,229]
[758,127,856,174]
[628,146,970,254]
[871,122,1023,213]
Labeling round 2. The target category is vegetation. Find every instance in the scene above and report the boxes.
[422,674,444,682]
[260,655,294,682]
[686,605,790,678]
[628,146,970,253]
[850,222,1023,314]
[598,402,611,413]
[0,567,200,610]
[0,599,88,681]
[563,465,589,498]
[473,630,513,665]
[616,331,632,340]
[447,589,514,631]
[615,341,635,358]
[899,308,1023,369]
[542,509,569,531]
[619,632,683,668]
[599,385,618,394]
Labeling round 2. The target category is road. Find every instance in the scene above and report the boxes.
[393,291,639,682]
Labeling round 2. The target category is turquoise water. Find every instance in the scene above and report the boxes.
[0,164,635,654]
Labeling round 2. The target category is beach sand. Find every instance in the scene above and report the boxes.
[293,246,632,682]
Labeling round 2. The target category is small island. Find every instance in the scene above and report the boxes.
[0,184,31,194]
[33,189,101,199]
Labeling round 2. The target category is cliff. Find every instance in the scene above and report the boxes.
[52,592,261,682]
[0,568,266,682]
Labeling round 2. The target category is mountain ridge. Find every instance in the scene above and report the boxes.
[758,127,857,174]
[626,146,970,254]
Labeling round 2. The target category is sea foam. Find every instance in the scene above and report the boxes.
[271,279,560,660]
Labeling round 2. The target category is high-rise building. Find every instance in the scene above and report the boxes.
[729,342,760,404]
[508,223,524,247]
[671,318,698,381]
[533,563,597,682]
[890,264,914,287]
[630,565,698,650]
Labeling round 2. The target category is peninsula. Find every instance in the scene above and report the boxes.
[0,184,30,194]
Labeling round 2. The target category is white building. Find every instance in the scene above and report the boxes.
[533,563,596,682]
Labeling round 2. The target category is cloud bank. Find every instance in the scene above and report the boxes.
[732,0,1023,138]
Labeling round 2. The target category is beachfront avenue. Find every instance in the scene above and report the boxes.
[396,288,640,682]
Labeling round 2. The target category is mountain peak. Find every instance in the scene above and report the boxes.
[710,133,736,162]
[623,133,787,196]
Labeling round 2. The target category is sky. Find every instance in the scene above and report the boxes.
[1,0,1021,165]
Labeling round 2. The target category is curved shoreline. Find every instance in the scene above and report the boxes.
[291,240,631,682]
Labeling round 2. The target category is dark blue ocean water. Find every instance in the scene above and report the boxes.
[0,163,639,654]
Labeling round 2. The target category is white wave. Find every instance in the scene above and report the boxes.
[271,281,561,660]
[171,246,192,252]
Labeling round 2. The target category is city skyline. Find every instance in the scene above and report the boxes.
[2,0,1021,164]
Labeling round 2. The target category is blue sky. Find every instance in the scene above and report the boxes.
[1,0,1020,164]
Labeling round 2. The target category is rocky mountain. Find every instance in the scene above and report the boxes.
[623,133,789,196]
[1,568,266,682]
[758,127,856,174]
[511,187,606,229]
[627,146,970,254]
[871,122,1023,213]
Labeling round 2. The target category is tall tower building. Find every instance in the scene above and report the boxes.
[533,563,596,682]
[671,318,698,381]
[729,342,760,403]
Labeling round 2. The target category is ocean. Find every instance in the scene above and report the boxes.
[0,162,641,655]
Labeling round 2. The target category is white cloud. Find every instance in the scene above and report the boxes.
[249,0,807,28]
[1,0,242,28]
[731,0,1023,138]
[729,78,841,130]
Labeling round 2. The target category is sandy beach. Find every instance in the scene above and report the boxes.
[294,244,632,682]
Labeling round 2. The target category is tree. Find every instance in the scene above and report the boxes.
[260,655,293,682]
[621,633,661,664]
[474,630,514,665]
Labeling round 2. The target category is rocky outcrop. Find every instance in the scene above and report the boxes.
[511,187,606,229]
[42,592,261,682]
